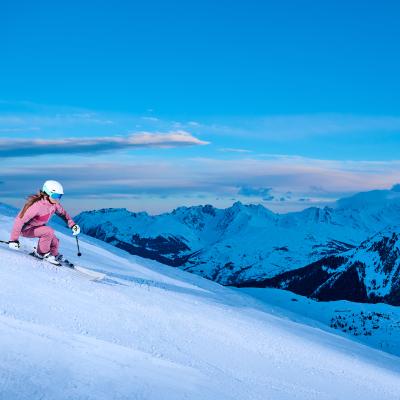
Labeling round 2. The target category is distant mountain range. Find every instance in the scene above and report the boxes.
[238,225,400,306]
[74,185,400,306]
[0,202,18,217]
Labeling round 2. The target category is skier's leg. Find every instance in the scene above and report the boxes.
[22,226,56,255]
[50,235,60,257]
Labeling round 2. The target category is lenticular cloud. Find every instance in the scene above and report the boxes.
[0,130,209,157]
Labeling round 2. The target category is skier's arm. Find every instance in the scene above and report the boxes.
[10,202,41,241]
[55,203,76,228]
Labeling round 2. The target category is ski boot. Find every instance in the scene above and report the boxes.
[33,248,61,266]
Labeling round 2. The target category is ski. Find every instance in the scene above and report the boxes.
[28,250,106,282]
[1,239,106,282]
[59,259,106,281]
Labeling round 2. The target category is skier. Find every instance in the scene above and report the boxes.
[8,180,81,265]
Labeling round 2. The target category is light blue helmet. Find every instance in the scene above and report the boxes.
[42,180,64,197]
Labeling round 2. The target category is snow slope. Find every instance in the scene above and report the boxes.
[241,288,400,358]
[1,213,400,399]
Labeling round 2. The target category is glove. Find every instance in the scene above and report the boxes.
[9,240,20,250]
[71,224,81,236]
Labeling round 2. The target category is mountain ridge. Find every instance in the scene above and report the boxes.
[74,186,400,286]
[239,225,400,305]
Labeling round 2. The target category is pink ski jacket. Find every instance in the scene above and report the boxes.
[10,199,75,241]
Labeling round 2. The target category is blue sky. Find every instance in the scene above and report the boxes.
[1,1,400,214]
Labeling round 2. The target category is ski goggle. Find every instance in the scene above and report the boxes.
[50,193,63,200]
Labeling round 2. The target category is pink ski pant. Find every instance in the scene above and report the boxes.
[21,226,59,256]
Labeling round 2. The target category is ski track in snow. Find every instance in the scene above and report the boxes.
[0,215,400,400]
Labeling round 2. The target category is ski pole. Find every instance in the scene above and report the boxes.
[75,235,82,257]
[0,239,9,244]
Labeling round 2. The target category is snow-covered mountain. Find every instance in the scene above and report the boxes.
[75,186,400,285]
[1,205,400,399]
[240,225,400,306]
[0,201,18,217]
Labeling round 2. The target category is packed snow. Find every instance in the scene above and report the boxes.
[241,288,400,357]
[0,212,400,399]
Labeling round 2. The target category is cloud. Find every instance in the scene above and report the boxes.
[219,148,252,153]
[186,155,400,203]
[0,127,41,133]
[3,101,400,151]
[0,130,209,158]
[141,117,159,122]
[238,186,274,201]
[3,100,400,139]
[200,114,400,140]
[0,103,209,139]
[258,114,400,138]
[2,154,400,214]
[0,112,114,130]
